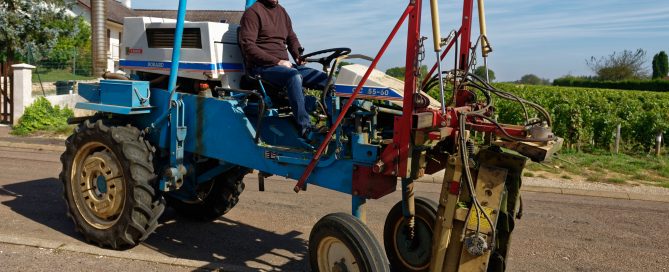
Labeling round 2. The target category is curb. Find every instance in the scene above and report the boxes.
[0,234,254,271]
[522,185,669,203]
[416,175,669,203]
[2,140,667,203]
[0,140,65,152]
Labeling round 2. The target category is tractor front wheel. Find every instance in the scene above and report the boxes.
[309,213,390,272]
[60,120,165,249]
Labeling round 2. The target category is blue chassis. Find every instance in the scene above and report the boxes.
[77,86,383,217]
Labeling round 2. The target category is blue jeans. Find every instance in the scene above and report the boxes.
[251,65,328,134]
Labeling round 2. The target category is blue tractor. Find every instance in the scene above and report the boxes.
[60,0,562,271]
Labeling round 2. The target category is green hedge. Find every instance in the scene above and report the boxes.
[553,78,669,92]
[492,83,669,152]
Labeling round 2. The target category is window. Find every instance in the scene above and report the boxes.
[146,28,203,49]
[107,29,111,57]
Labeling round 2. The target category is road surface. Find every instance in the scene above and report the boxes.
[0,146,667,271]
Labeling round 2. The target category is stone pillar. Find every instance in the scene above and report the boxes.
[12,63,36,125]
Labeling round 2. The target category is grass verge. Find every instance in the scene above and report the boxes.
[525,148,669,188]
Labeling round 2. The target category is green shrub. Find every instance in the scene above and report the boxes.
[12,97,74,135]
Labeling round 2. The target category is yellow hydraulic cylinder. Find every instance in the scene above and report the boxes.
[430,0,442,52]
[477,0,492,57]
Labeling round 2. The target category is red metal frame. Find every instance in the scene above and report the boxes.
[396,0,423,178]
[296,0,522,192]
[294,4,415,191]
[456,0,476,107]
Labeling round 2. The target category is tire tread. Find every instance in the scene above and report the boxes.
[60,120,165,249]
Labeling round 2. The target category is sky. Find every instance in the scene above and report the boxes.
[131,0,669,81]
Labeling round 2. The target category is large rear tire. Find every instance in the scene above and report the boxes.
[309,213,390,272]
[383,197,438,272]
[60,120,165,249]
[166,167,249,221]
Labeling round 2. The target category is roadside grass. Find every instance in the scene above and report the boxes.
[524,148,669,188]
[606,177,626,184]
[33,69,95,82]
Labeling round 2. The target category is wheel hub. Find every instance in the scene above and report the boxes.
[96,175,108,194]
[393,217,433,270]
[318,237,360,272]
[71,143,126,229]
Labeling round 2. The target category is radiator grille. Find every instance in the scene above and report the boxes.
[146,28,202,49]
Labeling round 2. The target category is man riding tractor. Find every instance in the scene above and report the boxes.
[239,0,329,139]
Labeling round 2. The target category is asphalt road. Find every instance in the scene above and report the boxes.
[0,146,667,271]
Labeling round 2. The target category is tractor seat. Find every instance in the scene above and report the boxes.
[235,28,318,114]
[239,74,292,110]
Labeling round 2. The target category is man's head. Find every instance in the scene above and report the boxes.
[259,0,278,7]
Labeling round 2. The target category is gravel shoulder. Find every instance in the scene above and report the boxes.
[523,176,669,195]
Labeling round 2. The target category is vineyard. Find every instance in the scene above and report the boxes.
[490,83,669,153]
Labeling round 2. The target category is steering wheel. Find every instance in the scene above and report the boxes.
[300,47,352,68]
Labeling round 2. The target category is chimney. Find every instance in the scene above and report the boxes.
[119,0,131,9]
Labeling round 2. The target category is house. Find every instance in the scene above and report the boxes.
[70,0,243,72]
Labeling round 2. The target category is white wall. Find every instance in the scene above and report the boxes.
[44,94,95,117]
[108,24,123,72]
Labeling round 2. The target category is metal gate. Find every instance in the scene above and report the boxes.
[0,60,12,124]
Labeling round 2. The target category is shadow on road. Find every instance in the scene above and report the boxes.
[1,178,308,271]
[0,178,79,239]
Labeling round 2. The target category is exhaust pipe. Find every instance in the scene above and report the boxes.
[102,71,130,80]
[91,0,107,77]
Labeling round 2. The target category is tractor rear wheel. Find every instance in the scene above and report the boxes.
[60,120,165,249]
[166,167,249,221]
[383,197,438,272]
[309,213,390,272]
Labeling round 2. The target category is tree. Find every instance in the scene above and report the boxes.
[473,66,495,82]
[586,49,648,81]
[45,17,91,67]
[0,0,72,64]
[386,66,407,79]
[661,51,669,79]
[652,51,669,79]
[385,65,428,81]
[518,74,550,85]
